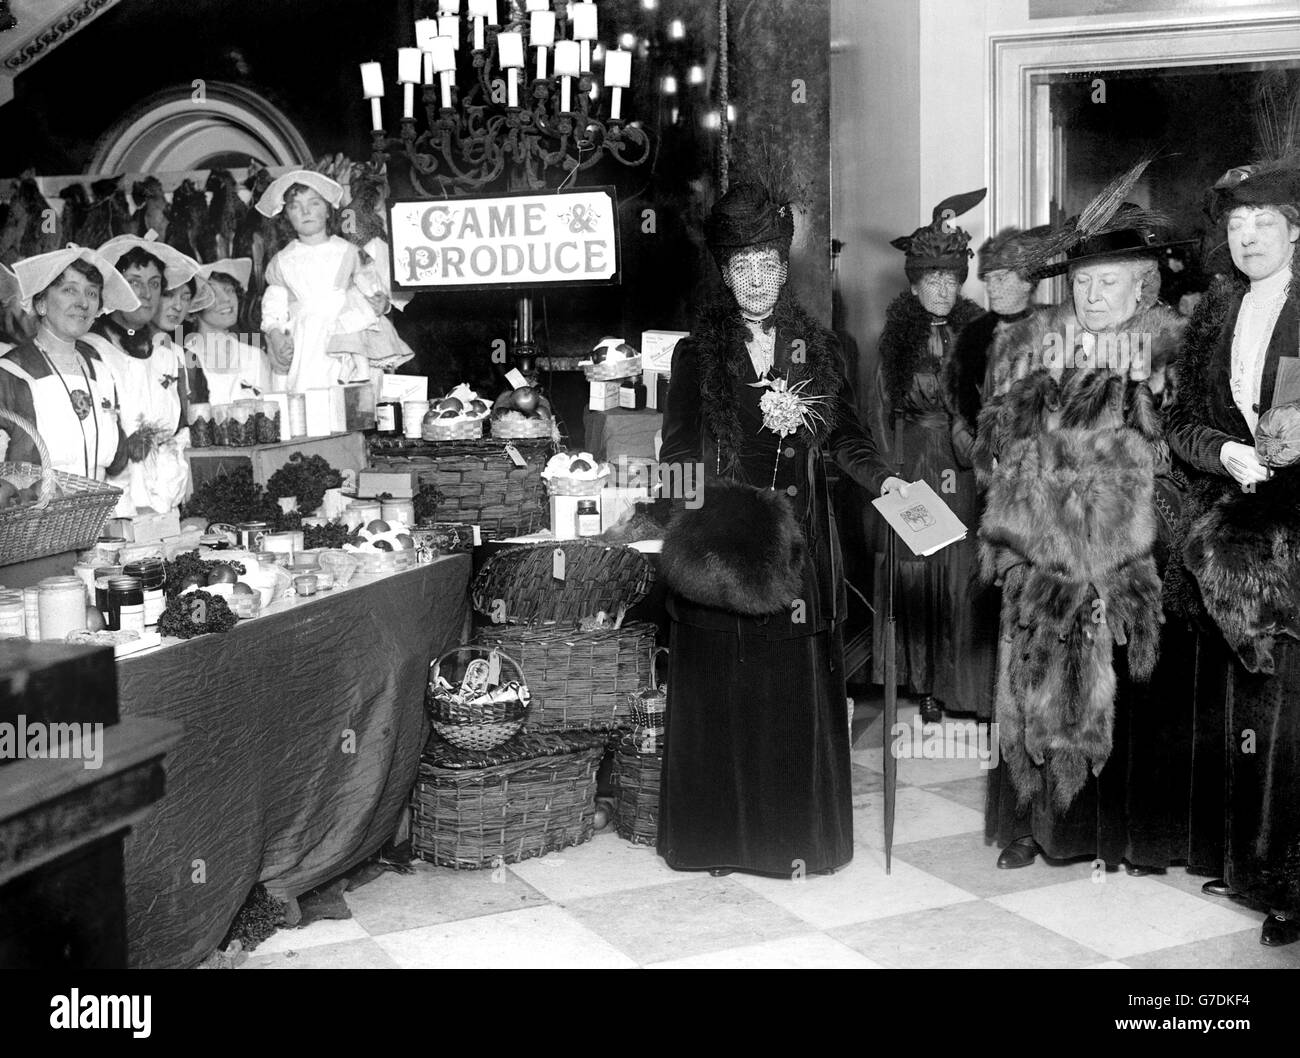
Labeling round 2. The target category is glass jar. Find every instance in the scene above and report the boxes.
[106,576,145,634]
[402,400,429,439]
[376,400,401,434]
[123,558,166,629]
[94,565,123,620]
[22,586,40,640]
[380,499,415,527]
[0,590,26,638]
[575,500,601,538]
[288,394,308,438]
[38,576,89,642]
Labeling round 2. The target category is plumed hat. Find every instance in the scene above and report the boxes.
[1024,157,1192,279]
[1208,75,1300,218]
[705,182,795,266]
[891,188,987,273]
[255,169,346,218]
[13,245,140,316]
[977,225,1051,279]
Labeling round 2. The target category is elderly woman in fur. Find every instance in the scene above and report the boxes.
[650,178,901,878]
[974,162,1198,878]
[1164,113,1300,945]
[869,189,988,725]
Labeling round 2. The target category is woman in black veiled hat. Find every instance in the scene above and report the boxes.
[655,180,903,877]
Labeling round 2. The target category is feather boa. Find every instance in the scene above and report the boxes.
[877,291,983,410]
[692,290,845,475]
[975,300,1183,811]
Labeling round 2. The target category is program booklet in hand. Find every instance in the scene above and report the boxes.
[871,480,968,557]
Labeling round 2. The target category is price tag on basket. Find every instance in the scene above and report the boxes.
[505,368,529,389]
[552,547,566,581]
[487,648,502,686]
[503,443,527,467]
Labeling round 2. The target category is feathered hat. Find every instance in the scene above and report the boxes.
[977,225,1051,279]
[706,140,807,267]
[1024,156,1192,279]
[1208,73,1300,217]
[891,188,987,276]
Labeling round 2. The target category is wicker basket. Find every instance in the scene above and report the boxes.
[471,540,658,730]
[627,647,668,727]
[411,730,607,869]
[367,437,554,538]
[491,414,556,440]
[422,417,486,442]
[426,645,531,752]
[583,356,641,382]
[0,409,123,565]
[544,473,610,497]
[611,742,664,846]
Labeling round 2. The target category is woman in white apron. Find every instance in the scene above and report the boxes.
[0,246,137,480]
[184,258,274,403]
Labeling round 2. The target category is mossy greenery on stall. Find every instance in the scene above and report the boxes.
[265,453,343,516]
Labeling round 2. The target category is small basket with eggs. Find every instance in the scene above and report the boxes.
[541,451,612,497]
[343,517,419,573]
[581,337,641,382]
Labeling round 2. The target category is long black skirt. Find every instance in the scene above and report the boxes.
[986,619,1204,867]
[1224,638,1300,914]
[657,613,854,876]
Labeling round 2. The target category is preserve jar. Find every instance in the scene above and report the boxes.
[123,557,166,629]
[0,590,26,638]
[106,576,145,635]
[38,576,89,641]
[23,585,40,640]
[94,565,123,620]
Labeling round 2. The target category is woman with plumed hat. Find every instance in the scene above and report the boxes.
[975,160,1198,876]
[870,190,987,724]
[655,178,903,877]
[0,246,135,480]
[1165,91,1300,944]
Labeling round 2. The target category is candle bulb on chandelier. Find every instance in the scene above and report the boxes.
[555,40,580,113]
[531,10,555,80]
[468,0,492,50]
[437,0,461,12]
[604,48,631,121]
[438,15,459,48]
[497,31,524,108]
[360,61,385,131]
[430,35,457,109]
[415,18,439,51]
[526,0,549,10]
[571,3,598,74]
[397,48,422,119]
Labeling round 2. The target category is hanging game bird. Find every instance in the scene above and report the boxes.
[200,168,246,263]
[58,183,92,247]
[167,178,207,261]
[234,160,286,331]
[131,176,170,242]
[0,174,61,265]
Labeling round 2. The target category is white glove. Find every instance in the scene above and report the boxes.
[1220,440,1272,488]
[880,476,910,498]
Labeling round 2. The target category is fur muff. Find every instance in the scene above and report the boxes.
[976,301,1181,811]
[659,480,806,616]
[1183,475,1300,674]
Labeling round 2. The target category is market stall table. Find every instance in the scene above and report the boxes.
[116,555,470,968]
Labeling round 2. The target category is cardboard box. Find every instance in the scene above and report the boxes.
[588,380,621,412]
[304,388,335,437]
[549,495,587,541]
[358,469,420,499]
[600,485,650,532]
[108,509,181,544]
[380,374,429,402]
[641,330,689,373]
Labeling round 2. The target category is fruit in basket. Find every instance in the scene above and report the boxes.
[179,573,207,592]
[438,409,459,419]
[513,386,539,414]
[468,399,488,415]
[232,582,255,595]
[206,564,238,585]
[371,539,393,551]
[396,533,413,549]
[438,397,463,413]
[0,481,16,508]
[86,605,106,632]
[570,457,593,473]
[366,519,390,534]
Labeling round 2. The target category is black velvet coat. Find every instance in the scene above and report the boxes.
[1166,255,1300,912]
[655,292,891,875]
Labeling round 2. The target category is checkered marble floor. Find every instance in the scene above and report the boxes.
[240,703,1300,970]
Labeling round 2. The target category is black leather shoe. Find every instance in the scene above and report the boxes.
[1124,863,1165,877]
[919,695,942,725]
[996,836,1038,869]
[1260,914,1300,947]
[1201,878,1239,898]
[708,867,733,877]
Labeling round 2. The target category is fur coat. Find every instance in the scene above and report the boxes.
[1166,248,1300,674]
[878,291,984,410]
[974,299,1186,810]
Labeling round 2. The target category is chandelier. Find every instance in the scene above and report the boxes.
[360,0,652,198]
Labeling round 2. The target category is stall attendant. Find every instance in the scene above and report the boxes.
[184,258,274,404]
[0,246,136,479]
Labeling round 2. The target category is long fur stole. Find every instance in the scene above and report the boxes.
[659,480,805,616]
[974,301,1182,811]
[878,291,983,409]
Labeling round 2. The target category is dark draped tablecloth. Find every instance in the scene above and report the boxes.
[116,556,471,968]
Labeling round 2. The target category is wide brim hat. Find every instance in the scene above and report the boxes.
[892,188,987,272]
[13,245,141,316]
[705,182,795,265]
[1207,75,1300,219]
[98,233,215,313]
[255,169,345,218]
[0,263,19,309]
[200,257,254,290]
[1031,208,1196,279]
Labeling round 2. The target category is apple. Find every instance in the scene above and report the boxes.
[372,539,393,551]
[469,399,488,415]
[395,533,414,549]
[570,458,593,473]
[514,387,539,414]
[438,397,463,412]
[206,564,238,585]
[179,573,207,592]
[232,582,255,595]
[439,409,459,419]
[366,519,391,534]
